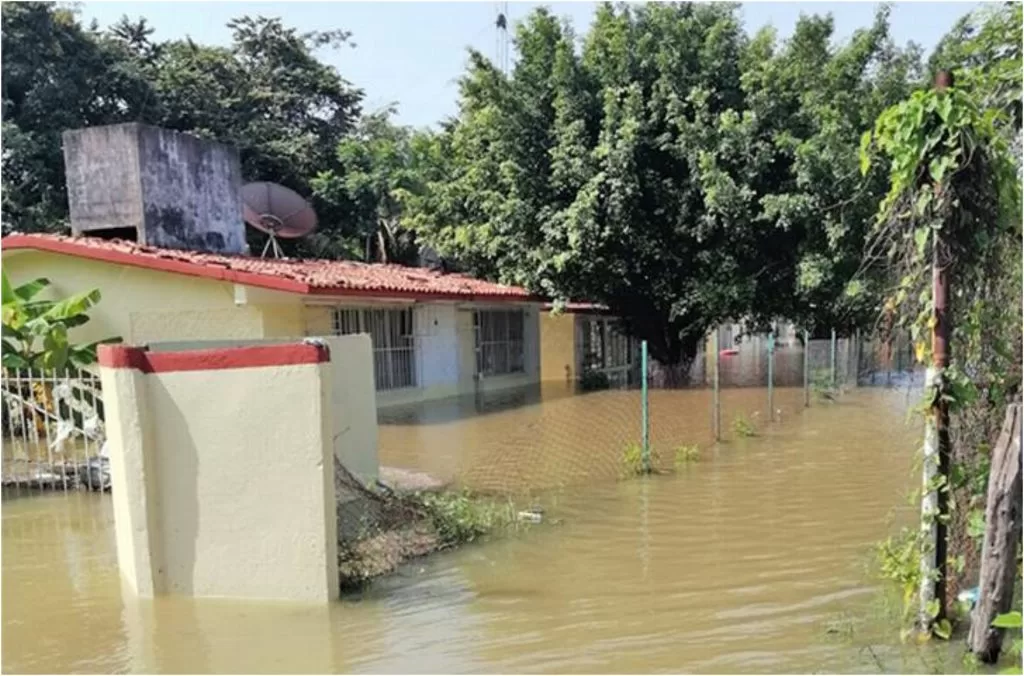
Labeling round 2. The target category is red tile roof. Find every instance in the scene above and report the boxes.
[2,233,536,302]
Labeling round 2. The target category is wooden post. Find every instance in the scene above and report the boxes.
[968,402,1022,663]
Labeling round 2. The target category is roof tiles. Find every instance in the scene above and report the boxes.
[2,233,535,302]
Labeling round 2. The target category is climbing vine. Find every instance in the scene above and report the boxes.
[860,76,1022,640]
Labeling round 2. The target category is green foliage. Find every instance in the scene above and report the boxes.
[310,109,428,264]
[876,527,928,633]
[863,0,1022,643]
[810,368,838,399]
[993,611,1023,674]
[930,3,1022,129]
[992,611,1022,629]
[403,5,920,375]
[1,2,365,258]
[417,490,513,547]
[621,441,658,476]
[1,271,119,370]
[731,414,756,438]
[966,508,986,540]
[673,444,700,468]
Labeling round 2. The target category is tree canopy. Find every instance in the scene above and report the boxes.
[1,2,363,257]
[3,2,1018,377]
[403,3,923,374]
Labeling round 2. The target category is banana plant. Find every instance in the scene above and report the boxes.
[1,271,120,370]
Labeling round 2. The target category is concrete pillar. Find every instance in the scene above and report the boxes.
[100,362,161,597]
[99,342,340,603]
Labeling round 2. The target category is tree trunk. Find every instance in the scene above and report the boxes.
[649,359,692,388]
[968,401,1022,663]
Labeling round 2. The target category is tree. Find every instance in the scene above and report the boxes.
[310,109,425,264]
[737,7,924,336]
[405,3,919,380]
[1,3,365,258]
[1,2,156,234]
[1,272,120,370]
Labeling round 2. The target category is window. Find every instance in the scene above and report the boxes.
[474,309,525,376]
[580,317,633,372]
[333,308,416,390]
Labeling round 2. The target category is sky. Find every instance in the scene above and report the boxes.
[78,1,983,129]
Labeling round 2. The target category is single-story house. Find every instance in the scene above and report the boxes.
[2,233,545,408]
[540,303,639,387]
[3,122,651,409]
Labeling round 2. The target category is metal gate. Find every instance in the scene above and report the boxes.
[1,367,109,495]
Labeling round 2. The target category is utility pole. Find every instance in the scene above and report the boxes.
[920,69,954,628]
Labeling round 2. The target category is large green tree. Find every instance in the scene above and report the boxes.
[405,3,920,379]
[1,2,364,257]
[310,108,427,264]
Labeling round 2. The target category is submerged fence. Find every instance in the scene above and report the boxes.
[374,327,923,495]
[1,367,110,496]
[633,329,864,473]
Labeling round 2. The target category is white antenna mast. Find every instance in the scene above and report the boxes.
[495,1,509,75]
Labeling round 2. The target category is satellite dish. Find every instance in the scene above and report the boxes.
[241,182,318,259]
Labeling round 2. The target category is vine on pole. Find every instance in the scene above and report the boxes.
[861,65,1022,640]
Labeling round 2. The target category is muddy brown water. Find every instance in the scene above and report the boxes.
[5,384,956,674]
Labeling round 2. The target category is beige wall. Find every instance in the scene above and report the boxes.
[540,313,577,383]
[100,343,339,603]
[148,336,379,485]
[322,335,378,483]
[1,250,305,346]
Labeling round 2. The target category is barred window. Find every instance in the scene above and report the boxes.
[580,317,632,370]
[474,309,525,376]
[333,308,416,390]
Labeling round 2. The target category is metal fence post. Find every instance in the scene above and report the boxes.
[830,328,837,390]
[713,329,721,441]
[854,328,861,387]
[767,330,775,421]
[641,340,650,472]
[804,330,810,407]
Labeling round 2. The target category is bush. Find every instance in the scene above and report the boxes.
[417,490,513,547]
[674,444,700,467]
[621,442,662,476]
[731,414,757,438]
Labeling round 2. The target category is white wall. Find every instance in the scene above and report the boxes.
[415,303,460,392]
[304,300,545,409]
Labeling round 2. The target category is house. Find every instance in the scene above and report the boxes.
[540,304,639,387]
[1,123,546,408]
[2,234,548,408]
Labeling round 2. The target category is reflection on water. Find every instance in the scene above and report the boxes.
[4,388,943,674]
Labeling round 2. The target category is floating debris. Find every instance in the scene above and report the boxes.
[957,586,979,608]
[517,508,543,524]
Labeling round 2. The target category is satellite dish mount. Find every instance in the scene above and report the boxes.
[241,182,319,259]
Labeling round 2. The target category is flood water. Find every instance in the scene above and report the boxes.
[3,385,944,674]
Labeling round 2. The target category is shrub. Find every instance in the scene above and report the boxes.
[731,414,756,438]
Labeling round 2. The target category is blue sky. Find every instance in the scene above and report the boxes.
[79,1,982,129]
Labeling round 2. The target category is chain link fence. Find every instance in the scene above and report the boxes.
[374,327,910,497]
